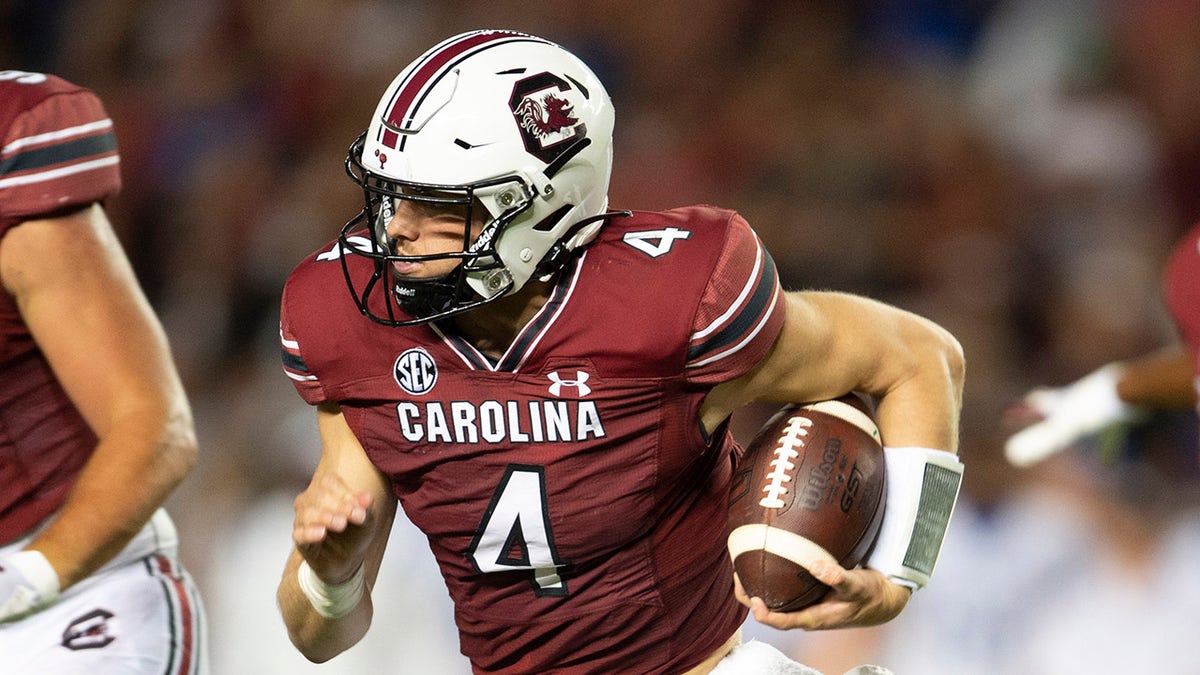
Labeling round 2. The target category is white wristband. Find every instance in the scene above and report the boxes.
[866,446,963,590]
[297,561,365,619]
[0,549,61,622]
[1004,363,1140,467]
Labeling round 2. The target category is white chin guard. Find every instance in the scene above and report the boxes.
[866,446,964,590]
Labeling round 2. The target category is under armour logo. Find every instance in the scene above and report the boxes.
[547,371,591,397]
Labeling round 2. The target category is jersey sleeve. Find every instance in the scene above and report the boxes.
[684,212,785,385]
[279,278,327,405]
[1164,221,1200,373]
[0,73,121,231]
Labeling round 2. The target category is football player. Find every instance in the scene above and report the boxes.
[276,30,964,674]
[1005,220,1200,467]
[0,71,206,673]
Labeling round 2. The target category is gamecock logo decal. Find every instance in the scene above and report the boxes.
[510,72,587,164]
[516,94,577,137]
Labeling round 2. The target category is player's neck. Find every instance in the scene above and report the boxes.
[452,279,554,359]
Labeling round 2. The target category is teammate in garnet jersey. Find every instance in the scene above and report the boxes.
[1005,221,1200,467]
[276,31,965,674]
[0,71,206,673]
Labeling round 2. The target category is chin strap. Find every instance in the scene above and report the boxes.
[534,210,632,278]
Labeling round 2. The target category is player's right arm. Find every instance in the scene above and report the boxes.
[277,400,397,663]
[1003,345,1195,467]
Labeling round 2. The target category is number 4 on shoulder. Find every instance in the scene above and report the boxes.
[622,228,691,258]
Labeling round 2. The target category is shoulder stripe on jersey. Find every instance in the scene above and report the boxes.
[692,238,766,342]
[281,349,314,379]
[279,326,318,381]
[686,246,778,363]
[1,118,113,154]
[0,155,118,189]
[688,283,782,369]
[0,132,116,176]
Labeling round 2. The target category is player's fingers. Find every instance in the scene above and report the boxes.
[748,596,831,631]
[348,491,373,525]
[806,560,849,592]
[292,519,328,546]
[291,481,369,543]
[314,492,371,534]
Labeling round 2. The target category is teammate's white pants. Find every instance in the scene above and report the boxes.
[711,639,823,674]
[0,509,207,674]
[711,639,895,675]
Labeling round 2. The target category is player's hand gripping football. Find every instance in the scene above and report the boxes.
[734,561,910,630]
[291,473,377,586]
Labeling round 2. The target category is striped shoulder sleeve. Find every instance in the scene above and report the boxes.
[0,73,120,226]
[279,279,326,405]
[685,212,785,384]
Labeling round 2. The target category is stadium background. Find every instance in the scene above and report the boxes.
[5,1,1200,672]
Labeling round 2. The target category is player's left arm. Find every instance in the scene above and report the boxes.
[703,290,965,630]
[0,204,197,594]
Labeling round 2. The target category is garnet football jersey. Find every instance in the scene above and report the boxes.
[281,206,785,673]
[0,71,121,544]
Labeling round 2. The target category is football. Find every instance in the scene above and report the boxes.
[727,394,887,612]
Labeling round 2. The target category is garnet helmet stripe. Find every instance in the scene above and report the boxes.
[382,30,546,136]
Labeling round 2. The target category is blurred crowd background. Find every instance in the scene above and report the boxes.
[5,0,1200,673]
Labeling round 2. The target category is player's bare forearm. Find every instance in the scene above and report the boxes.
[3,205,199,589]
[1117,344,1197,409]
[278,488,392,662]
[27,403,196,589]
[795,292,963,452]
[279,408,397,661]
[278,548,375,662]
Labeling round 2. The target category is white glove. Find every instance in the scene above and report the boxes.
[0,550,61,623]
[1004,363,1142,467]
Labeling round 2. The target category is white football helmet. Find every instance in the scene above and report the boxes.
[342,29,618,325]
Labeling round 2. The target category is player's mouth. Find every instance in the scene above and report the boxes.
[390,260,423,276]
